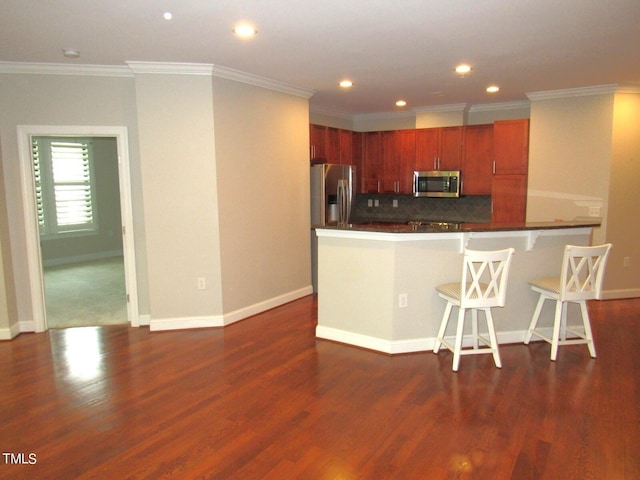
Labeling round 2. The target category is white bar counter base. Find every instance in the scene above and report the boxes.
[315,222,598,354]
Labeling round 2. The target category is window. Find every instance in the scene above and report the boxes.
[32,137,97,236]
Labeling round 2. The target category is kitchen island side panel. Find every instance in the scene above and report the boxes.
[315,228,593,354]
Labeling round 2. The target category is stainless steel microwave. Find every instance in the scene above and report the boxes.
[413,170,461,197]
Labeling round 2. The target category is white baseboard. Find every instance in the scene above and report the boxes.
[149,314,225,332]
[149,286,313,332]
[0,322,22,340]
[602,288,640,300]
[222,286,313,326]
[315,326,548,355]
[42,249,124,268]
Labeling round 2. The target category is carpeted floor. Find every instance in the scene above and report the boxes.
[43,257,128,328]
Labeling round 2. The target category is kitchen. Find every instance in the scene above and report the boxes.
[310,88,640,307]
[309,114,605,353]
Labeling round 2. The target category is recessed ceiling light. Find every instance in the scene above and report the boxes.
[486,85,500,93]
[395,100,407,107]
[63,49,80,59]
[163,12,173,20]
[455,64,472,77]
[233,24,258,38]
[339,80,353,88]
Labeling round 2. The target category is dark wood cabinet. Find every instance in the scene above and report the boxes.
[363,132,382,193]
[352,132,365,192]
[309,124,326,161]
[415,127,462,171]
[310,124,354,165]
[325,127,341,164]
[493,119,529,175]
[491,175,528,223]
[310,120,529,221]
[339,129,353,165]
[439,127,463,170]
[491,119,530,222]
[380,131,398,193]
[415,128,440,171]
[397,129,416,194]
[462,124,494,195]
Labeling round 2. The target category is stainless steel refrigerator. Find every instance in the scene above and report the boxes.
[310,164,355,292]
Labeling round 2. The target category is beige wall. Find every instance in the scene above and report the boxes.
[527,89,640,298]
[0,72,146,336]
[606,92,640,295]
[527,93,614,241]
[213,77,312,313]
[0,66,314,337]
[415,106,466,128]
[133,71,224,320]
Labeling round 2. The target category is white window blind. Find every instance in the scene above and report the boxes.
[32,137,97,236]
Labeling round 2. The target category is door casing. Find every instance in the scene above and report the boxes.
[17,125,139,331]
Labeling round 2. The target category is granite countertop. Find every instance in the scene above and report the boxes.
[314,219,601,234]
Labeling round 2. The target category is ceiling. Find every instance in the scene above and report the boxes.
[2,0,639,116]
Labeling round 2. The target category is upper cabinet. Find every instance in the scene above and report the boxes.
[309,124,326,161]
[462,124,494,195]
[309,124,354,164]
[493,119,530,175]
[397,129,416,194]
[415,126,463,171]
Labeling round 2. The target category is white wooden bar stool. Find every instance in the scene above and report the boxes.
[433,248,515,372]
[524,243,612,361]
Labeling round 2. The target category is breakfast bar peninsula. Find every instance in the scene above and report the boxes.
[315,220,601,354]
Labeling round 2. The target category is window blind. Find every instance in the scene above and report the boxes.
[32,137,96,235]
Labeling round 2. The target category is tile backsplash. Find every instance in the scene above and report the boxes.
[353,194,492,223]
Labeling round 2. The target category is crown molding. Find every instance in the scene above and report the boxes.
[412,103,468,114]
[468,100,530,113]
[126,61,213,75]
[212,65,315,99]
[0,61,132,77]
[616,84,640,94]
[526,84,618,101]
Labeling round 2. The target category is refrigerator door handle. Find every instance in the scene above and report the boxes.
[337,179,350,225]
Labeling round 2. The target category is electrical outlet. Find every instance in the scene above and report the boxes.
[392,199,398,208]
[624,257,631,268]
[197,277,206,290]
[374,199,380,207]
[367,199,373,207]
[398,293,408,308]
[588,206,600,217]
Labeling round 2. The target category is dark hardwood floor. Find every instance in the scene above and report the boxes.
[1,295,639,479]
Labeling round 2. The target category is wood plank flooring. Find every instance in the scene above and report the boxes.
[1,295,639,479]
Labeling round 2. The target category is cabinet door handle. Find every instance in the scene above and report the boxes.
[492,160,496,174]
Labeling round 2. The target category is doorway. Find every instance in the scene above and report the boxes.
[18,126,139,331]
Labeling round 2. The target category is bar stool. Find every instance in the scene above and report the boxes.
[433,248,515,372]
[524,243,612,361]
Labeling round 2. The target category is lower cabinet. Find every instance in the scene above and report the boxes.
[491,175,527,223]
